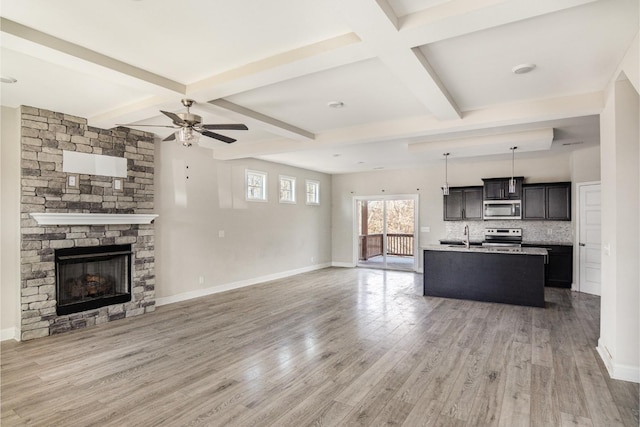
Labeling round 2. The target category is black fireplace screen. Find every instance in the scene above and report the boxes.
[56,245,132,315]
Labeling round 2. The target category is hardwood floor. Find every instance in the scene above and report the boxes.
[1,267,638,426]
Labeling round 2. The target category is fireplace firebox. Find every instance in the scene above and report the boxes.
[55,245,132,315]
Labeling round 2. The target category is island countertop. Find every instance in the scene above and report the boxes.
[422,245,547,256]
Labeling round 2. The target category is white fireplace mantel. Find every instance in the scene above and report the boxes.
[30,213,158,225]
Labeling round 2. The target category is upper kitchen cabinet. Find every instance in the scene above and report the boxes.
[443,186,483,221]
[482,177,523,200]
[522,182,571,221]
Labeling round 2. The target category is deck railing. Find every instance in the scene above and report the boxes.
[359,233,414,260]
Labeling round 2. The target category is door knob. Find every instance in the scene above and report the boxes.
[579,243,586,246]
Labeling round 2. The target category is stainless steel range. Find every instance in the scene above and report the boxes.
[483,228,522,247]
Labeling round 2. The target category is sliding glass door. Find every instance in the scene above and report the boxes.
[356,196,417,271]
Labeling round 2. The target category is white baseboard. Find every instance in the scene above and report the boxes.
[597,339,640,383]
[1,327,19,342]
[331,262,355,268]
[156,263,331,307]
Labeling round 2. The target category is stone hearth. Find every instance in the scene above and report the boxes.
[20,106,156,340]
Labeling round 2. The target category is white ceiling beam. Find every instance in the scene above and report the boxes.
[204,100,315,141]
[327,0,461,120]
[187,33,367,100]
[211,91,602,160]
[400,0,600,47]
[88,96,178,130]
[0,18,185,94]
[407,128,554,157]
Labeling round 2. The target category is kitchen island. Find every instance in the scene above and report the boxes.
[423,245,547,307]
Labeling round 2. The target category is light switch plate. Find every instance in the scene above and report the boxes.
[113,178,123,192]
[67,174,79,188]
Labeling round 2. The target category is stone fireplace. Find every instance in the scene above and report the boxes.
[19,106,156,340]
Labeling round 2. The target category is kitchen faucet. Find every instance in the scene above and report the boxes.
[463,225,470,249]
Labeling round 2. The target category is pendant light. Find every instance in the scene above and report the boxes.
[442,153,450,196]
[509,146,517,193]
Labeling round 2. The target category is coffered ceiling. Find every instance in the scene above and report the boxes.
[1,0,637,173]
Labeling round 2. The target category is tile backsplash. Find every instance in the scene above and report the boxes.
[445,220,573,244]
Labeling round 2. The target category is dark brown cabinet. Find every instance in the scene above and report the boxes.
[547,184,571,220]
[443,186,483,221]
[523,244,573,288]
[522,182,571,221]
[482,177,523,200]
[522,186,546,219]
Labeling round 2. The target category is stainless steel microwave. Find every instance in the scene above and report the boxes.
[483,200,522,220]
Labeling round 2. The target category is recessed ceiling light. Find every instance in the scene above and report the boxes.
[1,76,17,84]
[512,63,536,75]
[357,161,365,164]
[327,101,345,109]
[333,153,341,157]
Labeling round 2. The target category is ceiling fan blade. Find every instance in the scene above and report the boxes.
[161,110,187,126]
[163,132,176,141]
[199,130,236,144]
[201,124,248,131]
[116,124,177,128]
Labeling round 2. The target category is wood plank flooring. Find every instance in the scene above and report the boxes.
[1,267,638,426]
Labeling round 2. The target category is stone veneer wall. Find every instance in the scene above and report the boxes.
[20,106,156,340]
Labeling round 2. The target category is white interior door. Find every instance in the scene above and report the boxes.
[578,183,601,295]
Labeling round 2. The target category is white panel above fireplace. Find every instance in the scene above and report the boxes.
[62,151,127,178]
[30,213,158,225]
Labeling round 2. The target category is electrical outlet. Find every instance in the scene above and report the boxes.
[198,275,204,284]
[311,257,315,263]
[218,230,225,238]
[547,228,553,235]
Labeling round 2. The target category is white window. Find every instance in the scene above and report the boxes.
[279,175,296,204]
[246,169,267,201]
[306,179,320,205]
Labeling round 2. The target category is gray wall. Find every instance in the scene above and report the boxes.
[1,107,21,340]
[599,76,639,380]
[154,140,332,303]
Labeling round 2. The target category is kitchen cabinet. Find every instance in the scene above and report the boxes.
[547,184,571,220]
[482,177,523,200]
[522,186,546,219]
[522,182,571,221]
[523,244,573,288]
[443,186,483,221]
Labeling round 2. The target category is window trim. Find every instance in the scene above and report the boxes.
[246,169,268,202]
[305,179,320,205]
[279,175,297,204]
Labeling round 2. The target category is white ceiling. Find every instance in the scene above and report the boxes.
[1,0,637,174]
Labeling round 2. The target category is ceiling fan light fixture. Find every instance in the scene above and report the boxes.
[176,127,199,147]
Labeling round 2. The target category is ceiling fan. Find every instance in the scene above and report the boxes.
[118,99,248,146]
